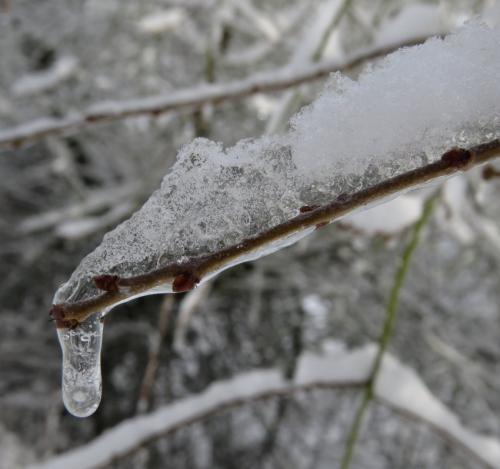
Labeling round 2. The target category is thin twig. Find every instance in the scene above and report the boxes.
[482,164,500,180]
[339,193,438,469]
[173,282,211,351]
[312,0,353,61]
[49,140,500,327]
[136,295,174,414]
[266,0,352,134]
[0,36,434,149]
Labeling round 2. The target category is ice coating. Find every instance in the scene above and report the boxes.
[57,314,103,418]
[55,23,500,304]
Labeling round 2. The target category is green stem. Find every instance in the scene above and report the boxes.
[339,194,438,469]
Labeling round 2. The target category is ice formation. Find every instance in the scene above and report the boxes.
[55,23,500,304]
[53,23,500,417]
[57,313,103,418]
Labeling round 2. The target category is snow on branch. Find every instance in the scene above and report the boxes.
[31,344,500,469]
[11,56,78,97]
[0,36,430,149]
[49,23,500,327]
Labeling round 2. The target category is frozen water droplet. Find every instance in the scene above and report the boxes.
[57,314,103,418]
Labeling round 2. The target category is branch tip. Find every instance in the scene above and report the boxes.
[50,304,80,329]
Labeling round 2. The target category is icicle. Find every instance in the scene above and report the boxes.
[56,313,103,418]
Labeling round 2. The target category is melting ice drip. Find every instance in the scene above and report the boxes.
[56,313,103,418]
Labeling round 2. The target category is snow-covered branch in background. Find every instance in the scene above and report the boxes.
[0,36,431,148]
[49,23,500,418]
[11,56,78,97]
[32,344,500,469]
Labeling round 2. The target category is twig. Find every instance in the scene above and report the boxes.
[19,182,142,234]
[339,193,438,469]
[258,293,305,463]
[173,282,211,351]
[482,164,500,180]
[312,0,353,61]
[49,139,500,327]
[0,36,433,149]
[136,295,174,414]
[266,0,352,134]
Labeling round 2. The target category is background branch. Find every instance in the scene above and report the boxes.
[32,345,500,469]
[0,36,432,149]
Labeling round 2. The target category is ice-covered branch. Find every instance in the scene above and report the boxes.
[50,139,500,327]
[31,345,500,469]
[0,36,430,149]
[49,23,500,418]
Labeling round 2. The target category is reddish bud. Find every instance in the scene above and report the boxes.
[441,148,472,169]
[50,305,79,329]
[172,272,200,292]
[315,221,329,230]
[93,274,120,292]
[299,205,319,214]
[49,304,66,321]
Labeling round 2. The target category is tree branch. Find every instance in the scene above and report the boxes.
[32,346,500,469]
[50,139,500,327]
[0,36,433,149]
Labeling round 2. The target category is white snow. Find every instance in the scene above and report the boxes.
[0,115,80,144]
[12,56,78,96]
[377,353,500,469]
[289,23,500,178]
[373,4,445,47]
[54,22,500,304]
[441,176,476,244]
[136,9,186,35]
[230,0,280,42]
[343,194,423,235]
[286,0,343,66]
[32,344,500,469]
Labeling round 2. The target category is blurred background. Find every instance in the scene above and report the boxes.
[1,0,500,467]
